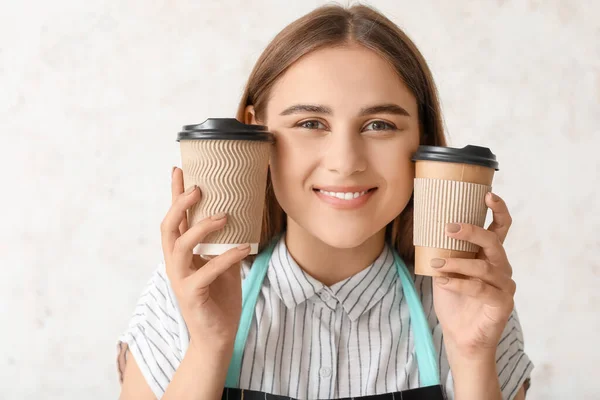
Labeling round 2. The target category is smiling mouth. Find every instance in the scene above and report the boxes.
[312,187,377,200]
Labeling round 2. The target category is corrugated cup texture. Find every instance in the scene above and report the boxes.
[413,178,491,252]
[180,139,270,247]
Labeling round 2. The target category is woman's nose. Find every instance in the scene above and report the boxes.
[322,131,367,177]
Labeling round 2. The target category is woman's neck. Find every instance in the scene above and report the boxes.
[284,218,386,286]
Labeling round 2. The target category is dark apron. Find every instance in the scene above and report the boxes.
[222,385,445,399]
[222,239,445,400]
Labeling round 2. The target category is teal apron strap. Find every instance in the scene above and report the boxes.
[392,250,441,386]
[225,239,277,388]
[225,239,441,388]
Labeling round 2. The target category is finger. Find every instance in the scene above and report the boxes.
[430,258,516,293]
[171,213,229,277]
[485,192,512,244]
[171,167,190,234]
[434,276,509,307]
[445,223,508,267]
[187,244,252,289]
[160,185,201,260]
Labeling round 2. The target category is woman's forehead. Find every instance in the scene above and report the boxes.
[268,45,418,117]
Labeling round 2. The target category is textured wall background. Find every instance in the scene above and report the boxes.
[1,0,598,399]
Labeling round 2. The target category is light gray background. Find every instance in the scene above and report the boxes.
[1,0,598,399]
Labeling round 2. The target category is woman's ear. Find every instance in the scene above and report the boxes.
[245,105,272,166]
[244,105,259,125]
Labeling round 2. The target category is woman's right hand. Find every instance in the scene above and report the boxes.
[161,167,251,351]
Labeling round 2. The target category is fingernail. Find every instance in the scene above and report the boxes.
[171,166,176,178]
[446,223,461,233]
[491,193,500,202]
[436,276,449,285]
[237,243,251,251]
[210,212,227,221]
[184,185,197,195]
[430,258,446,268]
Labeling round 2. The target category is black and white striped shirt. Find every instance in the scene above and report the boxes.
[118,236,533,399]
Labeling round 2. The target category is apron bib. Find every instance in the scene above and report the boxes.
[222,238,445,400]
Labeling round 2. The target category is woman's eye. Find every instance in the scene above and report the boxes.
[364,120,396,131]
[298,120,326,130]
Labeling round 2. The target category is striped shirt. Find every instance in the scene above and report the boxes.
[117,236,533,399]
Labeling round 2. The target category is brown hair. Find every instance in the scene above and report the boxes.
[236,4,447,266]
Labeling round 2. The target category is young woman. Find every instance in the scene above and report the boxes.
[117,4,533,400]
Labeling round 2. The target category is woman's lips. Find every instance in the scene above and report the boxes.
[313,187,377,210]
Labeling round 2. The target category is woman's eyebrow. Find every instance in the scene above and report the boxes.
[279,103,411,117]
[279,104,332,116]
[359,103,411,117]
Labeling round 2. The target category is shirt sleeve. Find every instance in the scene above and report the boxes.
[117,262,185,399]
[444,308,534,400]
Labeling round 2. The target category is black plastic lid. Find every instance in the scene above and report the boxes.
[177,118,274,142]
[411,145,499,170]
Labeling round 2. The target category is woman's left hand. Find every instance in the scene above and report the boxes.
[431,192,516,360]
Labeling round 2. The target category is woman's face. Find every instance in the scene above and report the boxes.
[251,44,420,249]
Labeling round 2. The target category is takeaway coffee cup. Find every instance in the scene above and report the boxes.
[411,145,499,276]
[176,118,274,256]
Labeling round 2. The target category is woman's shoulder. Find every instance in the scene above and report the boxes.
[119,261,185,342]
[117,261,187,398]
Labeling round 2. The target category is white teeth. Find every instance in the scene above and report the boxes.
[318,190,369,200]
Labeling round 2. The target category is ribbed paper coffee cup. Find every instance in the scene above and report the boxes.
[411,145,499,276]
[177,119,273,256]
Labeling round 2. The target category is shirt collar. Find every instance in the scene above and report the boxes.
[267,237,325,309]
[267,236,398,322]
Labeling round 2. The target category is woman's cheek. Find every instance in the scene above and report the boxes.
[268,143,305,211]
[372,150,415,211]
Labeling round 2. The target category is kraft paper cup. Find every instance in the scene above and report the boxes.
[411,145,499,276]
[177,118,274,256]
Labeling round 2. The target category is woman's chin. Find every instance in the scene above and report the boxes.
[285,211,389,250]
[310,225,382,249]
